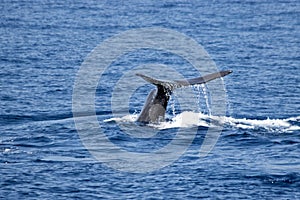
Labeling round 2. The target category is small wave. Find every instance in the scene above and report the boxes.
[37,156,95,163]
[104,112,300,133]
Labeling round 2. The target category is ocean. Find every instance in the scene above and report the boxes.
[1,0,299,199]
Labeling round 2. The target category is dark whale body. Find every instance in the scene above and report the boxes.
[136,70,232,123]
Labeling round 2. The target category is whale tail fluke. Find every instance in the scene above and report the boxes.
[136,70,232,91]
[175,70,232,86]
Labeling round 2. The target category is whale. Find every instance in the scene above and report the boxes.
[136,70,232,123]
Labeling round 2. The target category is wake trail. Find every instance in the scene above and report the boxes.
[104,112,300,133]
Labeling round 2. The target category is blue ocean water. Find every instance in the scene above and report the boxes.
[1,0,299,199]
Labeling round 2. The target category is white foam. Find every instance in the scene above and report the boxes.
[152,112,209,129]
[104,112,300,133]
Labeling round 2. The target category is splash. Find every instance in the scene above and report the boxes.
[157,112,300,132]
[104,112,300,133]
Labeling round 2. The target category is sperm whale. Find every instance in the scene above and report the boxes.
[136,70,232,123]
